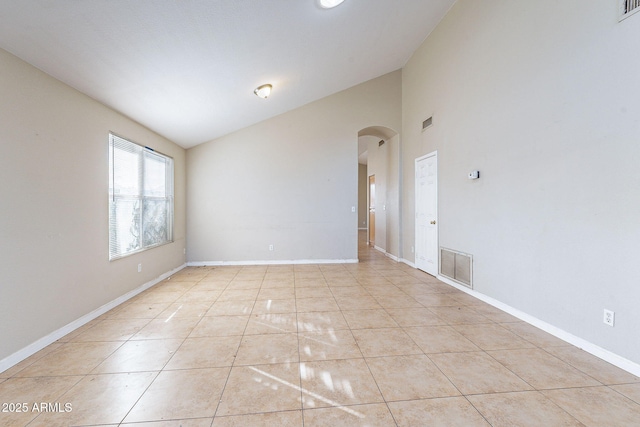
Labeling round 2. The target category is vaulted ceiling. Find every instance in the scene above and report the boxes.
[0,0,455,148]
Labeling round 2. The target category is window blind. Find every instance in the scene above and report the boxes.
[109,133,174,260]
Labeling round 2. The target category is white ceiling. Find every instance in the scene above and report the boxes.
[0,0,455,148]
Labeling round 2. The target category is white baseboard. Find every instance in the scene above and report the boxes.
[0,263,187,374]
[437,275,640,377]
[400,258,416,268]
[371,246,400,262]
[385,252,399,262]
[188,259,359,267]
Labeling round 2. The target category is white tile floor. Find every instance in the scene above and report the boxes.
[1,232,640,426]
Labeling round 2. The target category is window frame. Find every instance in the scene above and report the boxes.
[108,133,174,261]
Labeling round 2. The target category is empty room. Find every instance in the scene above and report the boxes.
[1,0,640,426]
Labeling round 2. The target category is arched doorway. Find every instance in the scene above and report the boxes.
[357,126,401,261]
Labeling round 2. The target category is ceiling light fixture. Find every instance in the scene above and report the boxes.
[319,0,345,9]
[254,84,272,99]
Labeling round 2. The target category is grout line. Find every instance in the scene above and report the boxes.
[294,267,306,426]
[12,241,634,425]
[117,267,220,424]
[204,267,242,421]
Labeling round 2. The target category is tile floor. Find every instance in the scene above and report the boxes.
[1,234,640,426]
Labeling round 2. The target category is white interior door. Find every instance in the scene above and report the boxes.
[415,152,438,275]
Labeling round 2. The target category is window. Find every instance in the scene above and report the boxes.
[109,133,174,260]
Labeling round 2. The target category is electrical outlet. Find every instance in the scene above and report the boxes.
[137,263,142,273]
[351,206,356,212]
[603,309,615,327]
[269,244,274,251]
[411,246,414,253]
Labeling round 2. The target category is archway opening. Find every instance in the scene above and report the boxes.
[357,126,401,261]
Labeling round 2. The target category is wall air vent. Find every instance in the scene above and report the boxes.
[440,248,472,288]
[620,0,640,21]
[422,116,433,131]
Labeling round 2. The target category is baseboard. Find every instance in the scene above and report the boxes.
[400,258,416,268]
[188,259,359,267]
[0,263,187,374]
[384,252,399,262]
[369,246,400,262]
[437,275,640,377]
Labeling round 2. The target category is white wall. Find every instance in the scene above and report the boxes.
[357,164,368,229]
[0,48,187,365]
[385,134,401,259]
[187,71,402,264]
[402,0,640,363]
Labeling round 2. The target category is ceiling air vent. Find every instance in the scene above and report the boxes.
[422,116,433,131]
[620,0,640,21]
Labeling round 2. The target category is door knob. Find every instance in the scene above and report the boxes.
[430,220,436,225]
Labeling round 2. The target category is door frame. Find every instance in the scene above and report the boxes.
[415,151,438,275]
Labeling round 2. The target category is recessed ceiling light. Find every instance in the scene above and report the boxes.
[319,0,345,9]
[254,84,272,99]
